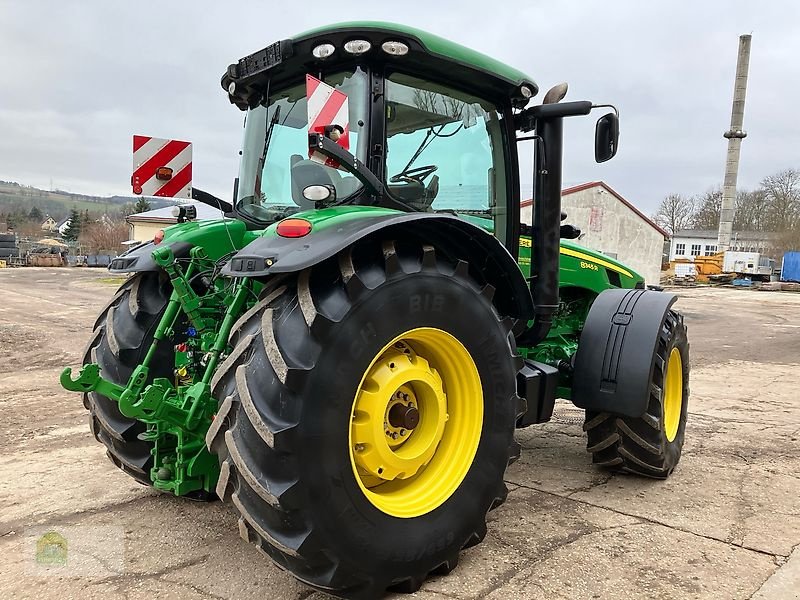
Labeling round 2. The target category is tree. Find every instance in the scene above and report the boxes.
[79,220,130,253]
[732,189,767,231]
[691,188,722,229]
[652,193,694,235]
[28,206,43,222]
[133,197,151,214]
[760,168,800,233]
[62,208,82,241]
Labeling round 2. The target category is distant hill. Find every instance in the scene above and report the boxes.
[0,181,173,220]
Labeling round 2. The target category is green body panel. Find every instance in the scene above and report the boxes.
[517,236,643,293]
[159,218,261,259]
[294,21,536,91]
[517,235,643,398]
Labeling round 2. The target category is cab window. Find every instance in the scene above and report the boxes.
[384,72,508,240]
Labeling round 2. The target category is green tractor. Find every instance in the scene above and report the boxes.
[62,22,689,598]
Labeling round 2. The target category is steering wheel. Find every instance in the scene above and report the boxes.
[389,164,438,184]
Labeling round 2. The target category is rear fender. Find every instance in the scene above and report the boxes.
[223,210,535,321]
[572,288,677,417]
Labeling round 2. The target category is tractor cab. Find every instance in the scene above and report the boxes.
[225,23,543,248]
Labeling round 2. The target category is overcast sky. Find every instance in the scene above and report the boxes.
[1,1,798,214]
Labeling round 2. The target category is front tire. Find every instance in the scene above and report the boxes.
[207,240,523,598]
[584,310,689,478]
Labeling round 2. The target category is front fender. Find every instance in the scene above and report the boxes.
[110,218,253,273]
[223,207,534,321]
[572,288,678,417]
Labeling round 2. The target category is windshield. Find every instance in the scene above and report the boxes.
[236,68,369,223]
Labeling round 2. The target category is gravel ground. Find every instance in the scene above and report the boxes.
[0,267,798,599]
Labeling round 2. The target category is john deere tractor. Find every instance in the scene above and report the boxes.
[62,22,689,598]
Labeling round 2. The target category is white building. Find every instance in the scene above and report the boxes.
[126,203,225,243]
[668,229,775,261]
[57,217,72,236]
[521,181,668,285]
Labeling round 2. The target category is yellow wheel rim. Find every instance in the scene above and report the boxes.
[349,327,483,518]
[663,348,683,442]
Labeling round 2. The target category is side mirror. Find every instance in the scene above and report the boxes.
[595,112,619,163]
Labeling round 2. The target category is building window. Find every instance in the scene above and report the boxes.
[675,243,685,256]
[704,245,717,256]
[691,244,701,256]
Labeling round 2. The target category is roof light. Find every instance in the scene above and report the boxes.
[381,41,409,56]
[227,81,236,95]
[312,43,335,59]
[520,85,534,99]
[343,39,371,55]
[276,218,312,238]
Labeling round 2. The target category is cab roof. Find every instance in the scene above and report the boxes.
[224,21,538,110]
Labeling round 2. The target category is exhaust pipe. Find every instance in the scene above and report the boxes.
[520,85,592,346]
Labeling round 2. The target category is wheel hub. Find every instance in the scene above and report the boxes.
[352,347,447,482]
[388,401,419,431]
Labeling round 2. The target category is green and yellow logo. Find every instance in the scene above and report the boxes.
[35,531,67,566]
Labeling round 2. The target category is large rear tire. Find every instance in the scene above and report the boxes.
[83,272,174,486]
[584,310,689,478]
[207,240,523,598]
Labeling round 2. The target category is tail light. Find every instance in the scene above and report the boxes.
[276,218,312,238]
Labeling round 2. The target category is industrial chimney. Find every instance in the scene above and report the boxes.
[718,34,752,252]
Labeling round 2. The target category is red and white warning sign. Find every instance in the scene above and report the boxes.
[132,135,192,198]
[306,75,349,168]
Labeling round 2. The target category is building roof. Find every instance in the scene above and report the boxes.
[673,229,776,241]
[520,181,669,239]
[126,202,225,224]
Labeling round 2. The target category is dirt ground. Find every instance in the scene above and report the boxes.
[1,267,798,600]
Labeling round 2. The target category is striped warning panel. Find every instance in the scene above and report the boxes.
[132,135,192,198]
[306,75,349,168]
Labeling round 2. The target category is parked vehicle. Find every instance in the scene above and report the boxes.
[61,22,690,598]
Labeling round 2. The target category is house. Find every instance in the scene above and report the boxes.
[126,203,225,243]
[56,217,72,236]
[668,230,776,261]
[40,216,57,232]
[520,181,668,285]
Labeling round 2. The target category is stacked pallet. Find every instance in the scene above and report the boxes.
[0,233,19,262]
